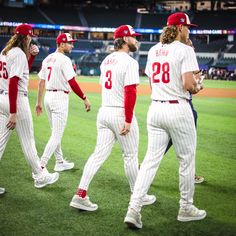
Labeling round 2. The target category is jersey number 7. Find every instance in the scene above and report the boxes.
[47,66,52,81]
[152,62,170,83]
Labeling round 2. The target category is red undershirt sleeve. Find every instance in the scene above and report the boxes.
[124,84,137,123]
[28,55,36,71]
[68,77,86,100]
[9,76,19,113]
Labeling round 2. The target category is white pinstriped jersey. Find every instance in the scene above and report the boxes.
[0,53,8,91]
[38,52,76,91]
[100,51,140,107]
[145,41,199,100]
[0,48,29,92]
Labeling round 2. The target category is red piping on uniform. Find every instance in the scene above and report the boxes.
[68,77,86,100]
[124,84,137,123]
[9,76,19,113]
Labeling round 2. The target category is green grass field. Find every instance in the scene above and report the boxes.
[0,79,236,235]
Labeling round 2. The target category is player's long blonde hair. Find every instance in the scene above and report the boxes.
[160,25,178,44]
[2,34,28,56]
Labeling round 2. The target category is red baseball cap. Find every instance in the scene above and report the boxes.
[167,12,197,27]
[15,24,36,36]
[56,33,77,44]
[114,25,141,39]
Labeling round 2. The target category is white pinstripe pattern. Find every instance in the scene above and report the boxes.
[6,48,29,92]
[145,41,199,101]
[0,93,42,174]
[129,101,196,212]
[40,91,69,167]
[129,40,199,213]
[79,107,139,191]
[0,49,43,175]
[0,54,9,91]
[100,51,139,107]
[38,52,76,91]
[38,52,76,167]
[78,51,140,192]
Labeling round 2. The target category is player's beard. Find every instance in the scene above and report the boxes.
[128,43,137,52]
[64,48,72,54]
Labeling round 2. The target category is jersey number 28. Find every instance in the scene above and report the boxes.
[152,62,170,83]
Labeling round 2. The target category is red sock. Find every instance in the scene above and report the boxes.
[76,188,87,198]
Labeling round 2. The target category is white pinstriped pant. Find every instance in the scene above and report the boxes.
[79,106,139,192]
[129,100,196,212]
[0,93,42,175]
[40,91,69,167]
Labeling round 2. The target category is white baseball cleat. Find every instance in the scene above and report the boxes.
[141,194,156,206]
[70,195,98,211]
[177,205,207,222]
[54,160,74,172]
[0,187,5,195]
[34,172,59,189]
[124,208,143,229]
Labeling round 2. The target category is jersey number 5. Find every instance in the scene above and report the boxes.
[105,70,112,89]
[152,62,170,83]
[0,61,8,80]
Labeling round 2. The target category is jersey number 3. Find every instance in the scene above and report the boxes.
[0,61,8,80]
[105,70,112,89]
[152,62,170,83]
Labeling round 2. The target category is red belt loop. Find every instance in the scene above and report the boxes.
[169,100,179,104]
[152,100,179,104]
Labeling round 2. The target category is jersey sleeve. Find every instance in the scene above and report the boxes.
[124,59,140,86]
[61,57,76,81]
[38,61,47,80]
[181,46,199,74]
[7,51,25,79]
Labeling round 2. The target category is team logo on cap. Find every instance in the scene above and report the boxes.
[180,18,185,23]
[130,28,135,34]
[124,30,128,34]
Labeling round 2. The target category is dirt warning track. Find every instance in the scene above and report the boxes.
[29,80,236,98]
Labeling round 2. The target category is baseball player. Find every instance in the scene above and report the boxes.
[0,24,59,189]
[36,33,91,172]
[70,25,156,211]
[164,38,205,184]
[124,13,206,229]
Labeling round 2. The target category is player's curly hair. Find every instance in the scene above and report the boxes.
[160,25,178,44]
[2,34,29,56]
[114,38,126,50]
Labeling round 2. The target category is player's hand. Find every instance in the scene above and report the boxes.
[30,44,39,56]
[120,122,131,136]
[83,98,91,112]
[35,104,43,116]
[186,38,195,50]
[6,113,17,130]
